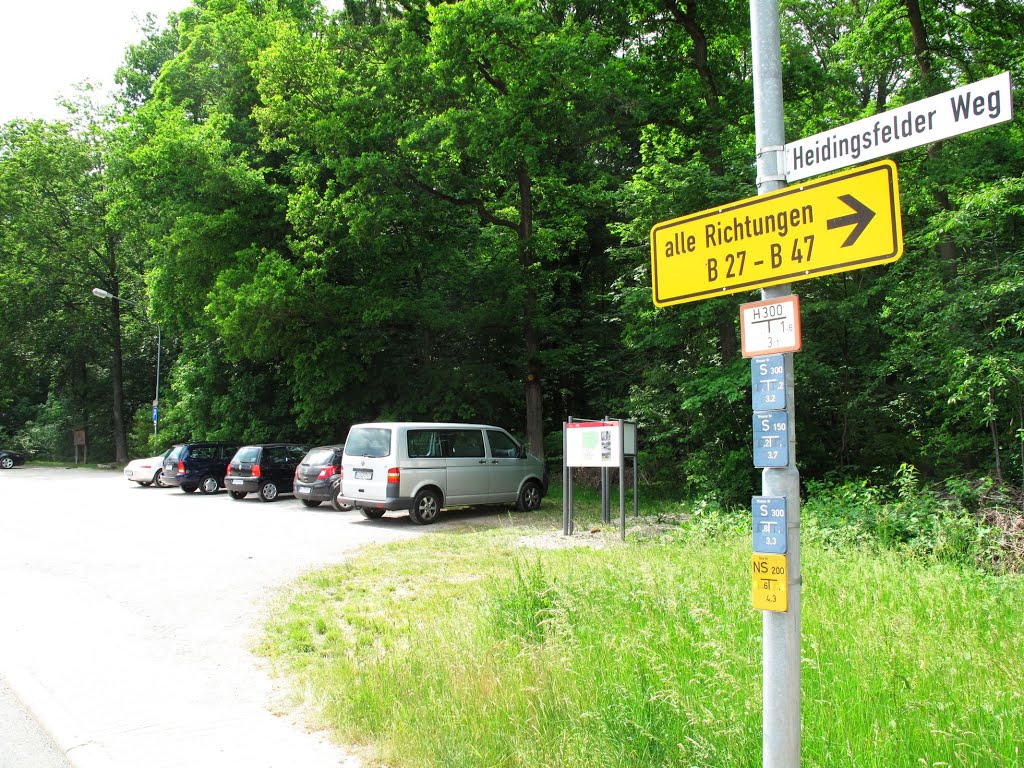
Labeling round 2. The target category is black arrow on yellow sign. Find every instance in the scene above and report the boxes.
[827,194,876,247]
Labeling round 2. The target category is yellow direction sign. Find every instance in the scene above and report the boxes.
[650,160,902,306]
[752,554,788,612]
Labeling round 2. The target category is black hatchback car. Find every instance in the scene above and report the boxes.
[293,444,346,509]
[225,443,309,502]
[0,448,25,469]
[162,442,240,494]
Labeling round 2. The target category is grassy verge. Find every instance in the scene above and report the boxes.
[260,489,1024,767]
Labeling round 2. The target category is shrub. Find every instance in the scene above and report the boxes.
[803,465,1006,572]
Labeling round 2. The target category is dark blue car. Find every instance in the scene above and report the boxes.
[161,442,239,494]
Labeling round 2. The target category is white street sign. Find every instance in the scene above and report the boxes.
[786,72,1013,182]
[740,295,802,357]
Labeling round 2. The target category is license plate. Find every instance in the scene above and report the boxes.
[297,487,311,494]
[354,469,372,480]
[231,479,244,485]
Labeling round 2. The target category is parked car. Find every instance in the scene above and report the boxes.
[0,448,25,469]
[293,444,347,509]
[225,443,309,502]
[338,422,547,524]
[124,449,172,487]
[161,442,240,494]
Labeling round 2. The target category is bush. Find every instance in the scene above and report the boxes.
[803,465,1006,572]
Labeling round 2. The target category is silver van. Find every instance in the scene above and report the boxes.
[338,422,548,524]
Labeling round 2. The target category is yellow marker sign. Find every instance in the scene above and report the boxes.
[650,160,902,306]
[752,554,788,612]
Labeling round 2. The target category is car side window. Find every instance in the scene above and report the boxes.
[191,445,216,460]
[265,447,284,464]
[444,429,485,458]
[486,430,520,459]
[407,430,442,459]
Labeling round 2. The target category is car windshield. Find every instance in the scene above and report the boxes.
[345,428,391,458]
[234,446,261,463]
[302,448,336,465]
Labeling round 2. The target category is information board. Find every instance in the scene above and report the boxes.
[566,421,621,468]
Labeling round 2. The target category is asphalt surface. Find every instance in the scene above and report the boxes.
[0,466,426,768]
[0,675,71,768]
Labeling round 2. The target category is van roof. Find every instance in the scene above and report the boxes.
[348,422,506,431]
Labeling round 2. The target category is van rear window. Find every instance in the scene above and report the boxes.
[346,428,392,458]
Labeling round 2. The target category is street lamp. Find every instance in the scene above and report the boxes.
[91,288,162,437]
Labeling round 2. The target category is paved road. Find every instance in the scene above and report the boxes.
[0,467,424,768]
[0,674,71,768]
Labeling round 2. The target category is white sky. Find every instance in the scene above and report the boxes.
[0,1,192,124]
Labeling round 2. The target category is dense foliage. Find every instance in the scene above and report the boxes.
[1,0,1022,500]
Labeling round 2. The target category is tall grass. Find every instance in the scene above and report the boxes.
[260,500,1023,768]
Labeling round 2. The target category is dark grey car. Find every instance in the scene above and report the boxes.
[293,444,347,510]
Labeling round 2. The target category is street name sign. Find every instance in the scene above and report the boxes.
[752,554,788,612]
[650,160,902,306]
[786,72,1014,182]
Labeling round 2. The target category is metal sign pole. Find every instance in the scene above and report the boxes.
[751,0,801,766]
[618,419,626,541]
[633,455,638,518]
[564,416,576,536]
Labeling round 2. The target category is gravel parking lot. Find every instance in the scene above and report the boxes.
[0,466,425,768]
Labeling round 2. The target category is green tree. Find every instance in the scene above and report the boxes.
[0,110,150,462]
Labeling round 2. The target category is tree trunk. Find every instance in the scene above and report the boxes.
[989,388,1002,482]
[518,160,545,459]
[903,0,958,269]
[717,309,737,363]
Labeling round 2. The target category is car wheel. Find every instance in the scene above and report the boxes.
[409,489,441,525]
[199,475,220,494]
[229,491,247,500]
[0,457,14,469]
[259,481,279,502]
[152,469,165,487]
[516,480,543,512]
[331,492,351,512]
[358,507,386,519]
[301,499,322,508]
[181,485,197,494]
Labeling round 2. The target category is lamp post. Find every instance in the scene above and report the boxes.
[92,288,162,438]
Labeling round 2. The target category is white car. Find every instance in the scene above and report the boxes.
[338,422,548,524]
[124,449,172,487]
